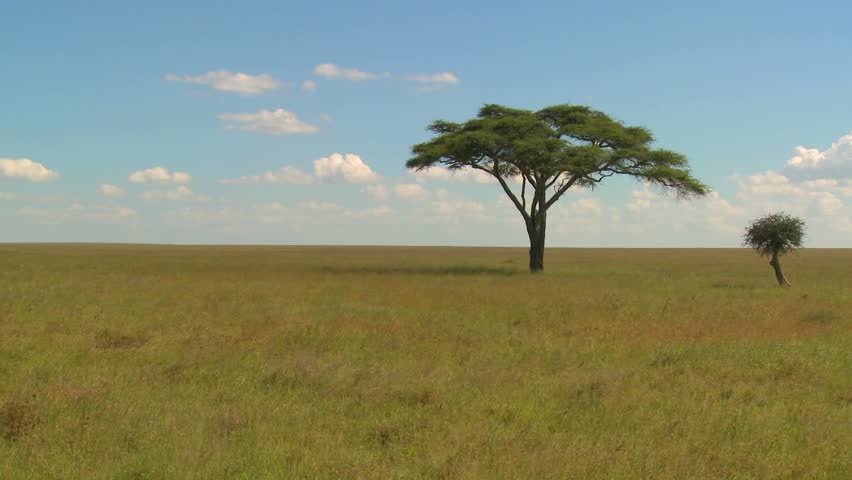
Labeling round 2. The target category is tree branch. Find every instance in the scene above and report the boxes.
[545,175,561,190]
[588,171,616,183]
[544,174,581,210]
[522,170,537,189]
[470,163,530,222]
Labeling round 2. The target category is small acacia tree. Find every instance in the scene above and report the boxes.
[743,212,806,287]
[407,104,708,272]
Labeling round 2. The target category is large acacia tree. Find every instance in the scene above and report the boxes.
[407,104,709,272]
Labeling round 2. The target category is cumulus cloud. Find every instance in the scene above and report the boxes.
[220,153,377,185]
[0,158,59,182]
[314,153,378,183]
[612,160,851,243]
[100,184,125,197]
[626,184,659,213]
[220,165,315,185]
[218,108,319,135]
[572,197,603,214]
[310,64,458,91]
[406,72,460,84]
[785,132,852,178]
[734,170,849,218]
[737,171,793,195]
[302,80,317,92]
[411,166,495,184]
[312,63,389,81]
[165,70,281,95]
[405,72,461,92]
[394,183,428,200]
[142,186,209,202]
[366,182,453,204]
[365,184,390,201]
[128,167,191,185]
[429,189,487,221]
[614,186,748,242]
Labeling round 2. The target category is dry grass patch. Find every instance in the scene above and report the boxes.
[94,328,150,349]
[0,398,37,441]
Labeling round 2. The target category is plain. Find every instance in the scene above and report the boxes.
[0,245,849,479]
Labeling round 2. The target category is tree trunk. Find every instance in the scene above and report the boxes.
[769,250,791,287]
[526,212,546,273]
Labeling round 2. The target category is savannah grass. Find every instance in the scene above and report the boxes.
[0,245,849,479]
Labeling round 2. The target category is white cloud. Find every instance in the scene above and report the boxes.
[406,72,460,92]
[626,184,659,212]
[165,206,246,229]
[785,133,852,178]
[544,195,610,237]
[613,186,749,242]
[411,166,495,184]
[165,70,281,95]
[815,192,843,214]
[128,167,191,185]
[100,184,125,197]
[142,185,208,202]
[572,197,602,214]
[218,108,319,135]
[20,204,137,223]
[369,184,487,221]
[302,80,317,92]
[735,169,850,218]
[311,64,458,91]
[365,184,390,201]
[220,153,377,185]
[603,159,847,241]
[394,183,428,200]
[803,178,838,189]
[167,201,392,230]
[312,63,389,81]
[357,205,394,218]
[406,72,460,84]
[253,201,343,224]
[0,192,16,199]
[220,165,314,185]
[430,189,486,220]
[0,158,59,182]
[314,153,377,183]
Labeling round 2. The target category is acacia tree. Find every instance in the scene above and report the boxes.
[407,104,709,272]
[743,212,806,287]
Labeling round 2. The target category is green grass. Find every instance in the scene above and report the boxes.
[0,245,849,479]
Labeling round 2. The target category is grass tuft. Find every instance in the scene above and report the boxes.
[94,329,150,349]
[800,308,840,324]
[0,398,37,441]
[392,388,436,407]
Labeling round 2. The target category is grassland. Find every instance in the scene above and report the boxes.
[0,244,849,479]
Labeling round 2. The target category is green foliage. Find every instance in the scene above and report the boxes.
[408,104,709,219]
[743,212,806,257]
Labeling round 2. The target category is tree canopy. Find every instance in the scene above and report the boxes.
[743,212,806,257]
[407,104,709,271]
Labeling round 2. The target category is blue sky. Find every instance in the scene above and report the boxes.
[2,0,851,246]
